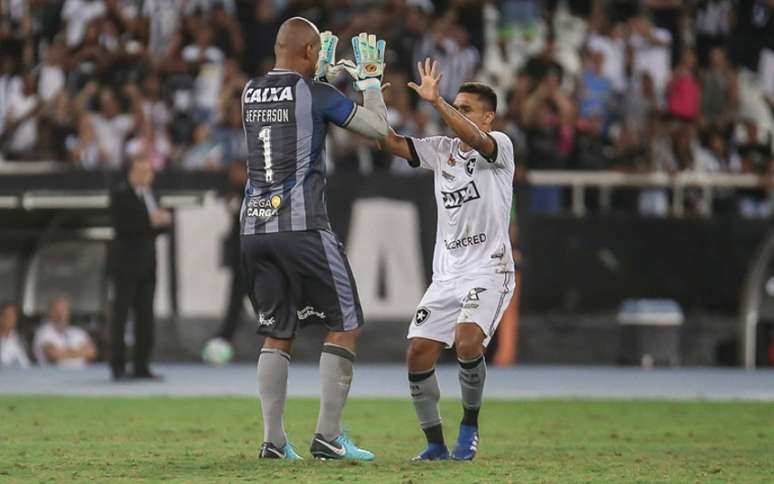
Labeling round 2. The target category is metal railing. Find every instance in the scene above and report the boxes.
[1,162,772,216]
[527,171,772,217]
[0,190,210,210]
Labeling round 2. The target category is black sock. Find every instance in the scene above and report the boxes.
[461,406,479,427]
[422,424,445,446]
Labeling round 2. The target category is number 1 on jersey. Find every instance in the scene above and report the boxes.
[258,126,273,183]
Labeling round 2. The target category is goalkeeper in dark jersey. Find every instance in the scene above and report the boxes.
[241,17,389,460]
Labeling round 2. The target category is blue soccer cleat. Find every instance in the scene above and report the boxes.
[259,441,303,460]
[310,432,375,461]
[450,424,479,460]
[411,442,450,461]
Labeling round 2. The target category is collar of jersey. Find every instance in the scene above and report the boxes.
[268,68,301,76]
[454,142,476,160]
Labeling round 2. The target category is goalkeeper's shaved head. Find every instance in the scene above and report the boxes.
[274,17,321,77]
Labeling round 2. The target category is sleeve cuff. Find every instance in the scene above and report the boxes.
[406,138,421,168]
[340,104,357,128]
[482,133,499,163]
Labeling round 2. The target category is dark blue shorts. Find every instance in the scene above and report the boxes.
[241,229,364,339]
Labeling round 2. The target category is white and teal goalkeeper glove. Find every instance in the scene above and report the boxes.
[315,31,340,82]
[344,32,386,91]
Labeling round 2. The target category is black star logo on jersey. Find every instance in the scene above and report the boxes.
[465,157,477,176]
[465,288,487,302]
[414,307,431,325]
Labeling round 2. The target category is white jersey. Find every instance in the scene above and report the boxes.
[409,131,515,281]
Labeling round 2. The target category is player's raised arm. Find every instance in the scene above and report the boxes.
[379,127,418,165]
[408,58,497,160]
[330,33,435,167]
[345,87,389,140]
[325,33,391,141]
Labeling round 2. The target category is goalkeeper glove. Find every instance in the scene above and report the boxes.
[344,32,386,91]
[315,31,339,82]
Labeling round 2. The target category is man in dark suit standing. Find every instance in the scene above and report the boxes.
[109,156,170,380]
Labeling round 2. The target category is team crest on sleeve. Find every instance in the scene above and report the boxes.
[414,307,431,325]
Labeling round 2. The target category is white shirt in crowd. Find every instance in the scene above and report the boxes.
[143,0,184,60]
[759,47,774,104]
[587,33,627,93]
[630,28,673,95]
[0,330,30,369]
[695,0,733,37]
[33,321,93,369]
[184,0,235,14]
[414,36,467,101]
[0,75,21,134]
[61,0,107,47]
[448,46,481,99]
[38,64,65,102]
[4,88,39,153]
[193,62,225,115]
[89,113,135,169]
[410,131,515,281]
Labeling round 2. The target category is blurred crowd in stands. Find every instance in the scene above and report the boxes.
[0,0,773,215]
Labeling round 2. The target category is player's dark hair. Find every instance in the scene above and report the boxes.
[458,82,497,113]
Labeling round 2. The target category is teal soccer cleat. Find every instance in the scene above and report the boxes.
[259,441,303,460]
[310,432,375,461]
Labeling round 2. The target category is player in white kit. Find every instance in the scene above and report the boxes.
[379,59,515,461]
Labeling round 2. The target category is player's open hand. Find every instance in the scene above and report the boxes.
[408,58,443,105]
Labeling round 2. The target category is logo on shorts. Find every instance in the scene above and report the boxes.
[258,313,275,327]
[414,307,431,326]
[297,306,326,320]
[465,288,487,302]
[465,157,477,176]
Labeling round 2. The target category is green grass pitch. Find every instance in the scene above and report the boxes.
[2,397,773,483]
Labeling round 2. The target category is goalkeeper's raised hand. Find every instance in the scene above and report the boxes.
[315,31,339,82]
[346,32,386,91]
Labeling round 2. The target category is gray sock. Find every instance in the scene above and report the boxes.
[409,368,442,429]
[257,348,290,447]
[315,343,355,440]
[458,355,486,412]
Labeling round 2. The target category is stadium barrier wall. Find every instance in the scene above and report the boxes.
[0,170,772,364]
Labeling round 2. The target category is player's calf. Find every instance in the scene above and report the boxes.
[257,347,291,452]
[451,354,486,460]
[408,367,448,460]
[452,324,487,460]
[407,338,447,460]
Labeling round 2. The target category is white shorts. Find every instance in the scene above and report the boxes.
[407,272,515,348]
